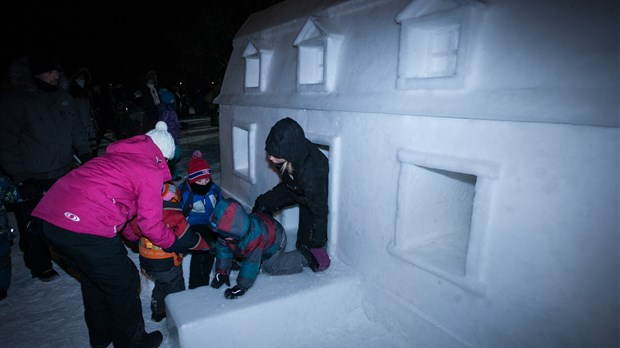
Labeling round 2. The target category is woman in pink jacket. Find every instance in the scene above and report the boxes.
[33,121,207,348]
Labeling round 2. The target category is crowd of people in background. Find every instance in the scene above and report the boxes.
[0,54,330,348]
[0,54,223,347]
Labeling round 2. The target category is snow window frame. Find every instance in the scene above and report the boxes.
[396,0,476,90]
[232,121,257,184]
[388,149,498,296]
[243,42,272,93]
[274,132,341,255]
[293,17,341,93]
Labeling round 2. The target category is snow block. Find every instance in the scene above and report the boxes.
[165,260,407,348]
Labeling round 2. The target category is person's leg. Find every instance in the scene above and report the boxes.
[16,180,57,280]
[92,240,146,346]
[262,234,305,275]
[297,205,330,271]
[188,225,216,289]
[42,223,158,347]
[296,205,315,248]
[188,250,214,289]
[80,269,113,347]
[145,270,165,321]
[0,228,11,300]
[42,223,112,347]
[149,266,185,321]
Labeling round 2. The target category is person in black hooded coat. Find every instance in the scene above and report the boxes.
[252,117,331,272]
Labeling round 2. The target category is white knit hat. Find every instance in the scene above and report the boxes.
[146,121,175,159]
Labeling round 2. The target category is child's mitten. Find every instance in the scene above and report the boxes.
[224,285,245,299]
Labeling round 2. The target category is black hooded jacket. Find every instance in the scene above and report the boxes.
[254,117,329,248]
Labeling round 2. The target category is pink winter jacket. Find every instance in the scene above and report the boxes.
[32,135,176,249]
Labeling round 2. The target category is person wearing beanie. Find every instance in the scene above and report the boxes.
[130,182,210,322]
[252,117,331,272]
[146,121,176,159]
[209,197,319,299]
[179,150,223,289]
[0,55,92,284]
[30,122,202,348]
[157,87,182,180]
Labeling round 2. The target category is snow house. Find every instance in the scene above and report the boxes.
[165,1,619,347]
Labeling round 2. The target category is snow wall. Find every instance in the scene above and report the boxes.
[214,0,619,347]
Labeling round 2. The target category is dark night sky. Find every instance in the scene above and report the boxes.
[1,1,284,91]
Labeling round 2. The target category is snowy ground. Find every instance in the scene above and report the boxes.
[0,118,220,347]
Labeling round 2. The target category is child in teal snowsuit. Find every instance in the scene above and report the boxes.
[208,197,314,299]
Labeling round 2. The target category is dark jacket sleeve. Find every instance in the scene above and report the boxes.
[253,182,297,214]
[236,247,262,291]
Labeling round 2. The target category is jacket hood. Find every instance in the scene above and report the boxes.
[264,117,310,167]
[106,135,171,181]
[208,198,249,240]
[107,135,166,161]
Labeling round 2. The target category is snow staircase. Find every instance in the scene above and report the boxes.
[165,260,406,348]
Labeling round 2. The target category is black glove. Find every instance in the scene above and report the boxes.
[251,204,273,216]
[210,273,230,289]
[224,285,245,299]
[163,228,205,253]
[163,236,191,254]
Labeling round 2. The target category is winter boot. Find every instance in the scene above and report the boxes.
[299,246,330,272]
[36,268,59,282]
[310,247,331,271]
[142,330,163,348]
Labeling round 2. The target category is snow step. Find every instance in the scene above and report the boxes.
[165,261,364,348]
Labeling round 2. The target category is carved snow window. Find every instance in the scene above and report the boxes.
[276,131,340,253]
[396,0,479,89]
[389,149,498,296]
[293,17,341,93]
[232,122,257,184]
[243,42,272,92]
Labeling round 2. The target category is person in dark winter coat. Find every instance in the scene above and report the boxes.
[252,117,331,272]
[139,70,161,132]
[68,67,98,156]
[209,197,314,299]
[179,150,222,289]
[157,87,181,180]
[131,182,209,322]
[31,121,203,348]
[0,55,93,282]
